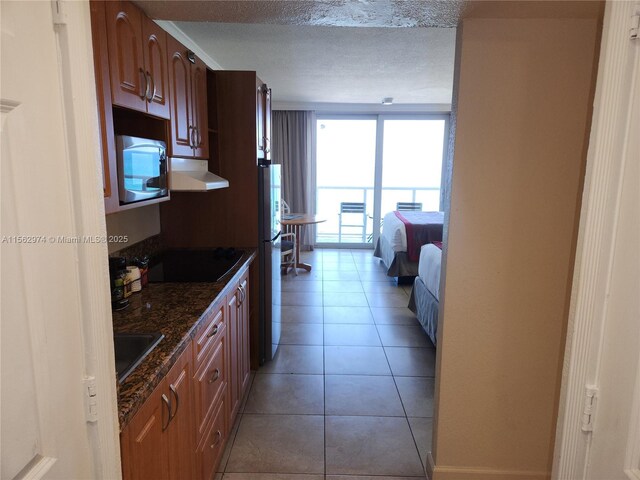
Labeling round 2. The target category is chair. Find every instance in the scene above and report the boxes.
[281,198,290,214]
[280,231,297,275]
[396,202,422,211]
[338,202,367,243]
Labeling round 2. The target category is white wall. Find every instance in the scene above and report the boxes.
[105,204,161,253]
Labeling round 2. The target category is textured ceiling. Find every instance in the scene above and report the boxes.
[135,1,459,105]
[137,1,464,28]
[172,22,456,104]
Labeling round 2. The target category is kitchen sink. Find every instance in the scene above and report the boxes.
[114,332,164,383]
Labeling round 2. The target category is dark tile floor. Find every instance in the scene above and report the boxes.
[216,249,435,480]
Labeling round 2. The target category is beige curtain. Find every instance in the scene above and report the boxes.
[272,110,316,250]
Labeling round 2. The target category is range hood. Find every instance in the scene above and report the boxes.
[170,158,229,192]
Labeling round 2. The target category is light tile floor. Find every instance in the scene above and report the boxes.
[217,248,435,480]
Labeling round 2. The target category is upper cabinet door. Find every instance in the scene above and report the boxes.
[256,80,265,159]
[142,17,170,119]
[264,86,272,161]
[167,36,193,157]
[191,56,209,159]
[106,1,146,112]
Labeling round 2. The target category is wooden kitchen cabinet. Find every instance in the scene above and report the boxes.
[256,79,265,158]
[105,0,170,119]
[228,267,251,420]
[238,271,251,396]
[256,81,272,161]
[90,0,118,209]
[167,36,209,159]
[191,58,209,159]
[91,0,174,214]
[192,304,227,443]
[160,71,269,250]
[120,380,168,480]
[195,394,227,480]
[120,343,194,480]
[118,258,255,479]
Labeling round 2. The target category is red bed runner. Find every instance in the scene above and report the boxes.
[394,211,444,262]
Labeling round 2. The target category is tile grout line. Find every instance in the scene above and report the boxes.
[363,257,427,474]
[322,255,327,478]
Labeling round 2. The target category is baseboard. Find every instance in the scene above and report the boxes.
[426,451,436,479]
[429,463,548,480]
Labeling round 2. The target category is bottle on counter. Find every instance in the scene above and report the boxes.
[133,255,149,287]
[108,257,129,310]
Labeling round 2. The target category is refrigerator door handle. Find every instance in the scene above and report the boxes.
[265,230,281,243]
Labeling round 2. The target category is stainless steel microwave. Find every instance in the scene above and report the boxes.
[116,135,168,205]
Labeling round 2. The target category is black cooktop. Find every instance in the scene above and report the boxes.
[148,248,243,283]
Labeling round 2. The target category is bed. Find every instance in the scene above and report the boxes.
[373,210,444,277]
[408,242,442,346]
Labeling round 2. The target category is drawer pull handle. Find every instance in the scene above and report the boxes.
[208,368,220,384]
[210,430,222,448]
[207,324,219,338]
[161,393,171,431]
[169,384,179,420]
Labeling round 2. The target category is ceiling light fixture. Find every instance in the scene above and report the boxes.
[382,97,393,105]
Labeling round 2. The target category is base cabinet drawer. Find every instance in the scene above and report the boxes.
[194,302,225,370]
[193,334,227,443]
[196,395,227,480]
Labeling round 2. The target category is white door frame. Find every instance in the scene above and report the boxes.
[54,1,122,476]
[46,1,121,477]
[552,1,639,478]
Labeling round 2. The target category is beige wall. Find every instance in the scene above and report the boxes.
[432,10,602,480]
[105,204,160,253]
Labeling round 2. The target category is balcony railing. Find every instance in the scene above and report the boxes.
[315,185,440,244]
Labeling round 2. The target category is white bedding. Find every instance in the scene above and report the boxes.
[418,243,442,300]
[381,212,407,252]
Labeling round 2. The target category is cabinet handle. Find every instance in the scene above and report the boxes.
[210,430,222,448]
[169,384,179,420]
[189,126,196,149]
[240,284,246,304]
[146,71,156,102]
[161,393,171,431]
[139,68,149,100]
[264,136,271,154]
[208,368,220,384]
[207,324,219,338]
[193,126,199,148]
[196,126,201,148]
[237,285,244,306]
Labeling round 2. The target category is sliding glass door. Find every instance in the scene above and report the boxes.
[378,117,446,217]
[315,114,448,247]
[315,117,377,244]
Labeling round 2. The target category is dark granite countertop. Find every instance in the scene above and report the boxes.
[112,249,256,430]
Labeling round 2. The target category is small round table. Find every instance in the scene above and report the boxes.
[280,214,326,272]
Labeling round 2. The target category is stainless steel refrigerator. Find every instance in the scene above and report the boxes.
[258,163,282,363]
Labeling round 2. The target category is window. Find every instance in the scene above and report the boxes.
[315,114,448,246]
